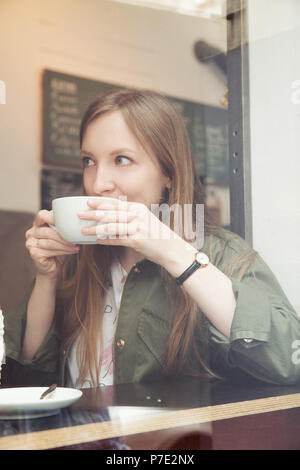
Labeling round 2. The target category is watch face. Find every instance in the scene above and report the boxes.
[196,252,209,266]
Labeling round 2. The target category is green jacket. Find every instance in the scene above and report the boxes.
[3,229,300,387]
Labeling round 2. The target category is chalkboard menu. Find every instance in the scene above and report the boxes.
[42,69,229,205]
[41,166,83,211]
[42,70,118,167]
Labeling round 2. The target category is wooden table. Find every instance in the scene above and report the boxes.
[1,376,300,450]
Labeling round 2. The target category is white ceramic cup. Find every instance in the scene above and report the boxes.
[52,196,119,244]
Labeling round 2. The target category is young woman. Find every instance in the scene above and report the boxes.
[4,88,300,388]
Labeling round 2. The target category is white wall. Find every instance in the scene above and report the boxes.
[0,0,226,213]
[247,0,300,313]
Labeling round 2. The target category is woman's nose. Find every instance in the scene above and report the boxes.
[92,166,115,195]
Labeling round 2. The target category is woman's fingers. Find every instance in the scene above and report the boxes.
[33,210,55,228]
[30,209,76,248]
[26,226,77,248]
[25,209,80,279]
[78,209,137,223]
[26,209,80,277]
[26,237,80,254]
[28,247,78,260]
[95,221,143,237]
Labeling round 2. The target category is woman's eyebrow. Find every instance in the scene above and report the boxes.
[80,148,137,157]
[109,147,137,156]
[80,149,94,156]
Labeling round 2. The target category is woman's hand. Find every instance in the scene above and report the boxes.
[78,198,195,267]
[25,210,80,281]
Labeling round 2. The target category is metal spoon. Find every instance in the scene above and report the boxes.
[40,383,57,400]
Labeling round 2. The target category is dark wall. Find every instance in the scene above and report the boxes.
[0,210,35,312]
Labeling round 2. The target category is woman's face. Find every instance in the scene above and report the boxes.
[81,110,171,208]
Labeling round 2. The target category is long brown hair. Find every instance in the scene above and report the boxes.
[56,88,257,386]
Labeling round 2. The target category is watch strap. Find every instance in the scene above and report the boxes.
[175,260,201,286]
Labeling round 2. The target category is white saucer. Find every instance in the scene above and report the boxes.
[0,387,82,420]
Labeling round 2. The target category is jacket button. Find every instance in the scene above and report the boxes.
[134,266,141,273]
[117,338,125,349]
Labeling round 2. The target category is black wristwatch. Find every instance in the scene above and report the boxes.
[175,251,209,286]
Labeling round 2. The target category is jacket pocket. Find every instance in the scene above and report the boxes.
[137,307,172,368]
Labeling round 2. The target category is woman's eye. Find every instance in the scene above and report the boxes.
[82,156,94,167]
[115,155,131,165]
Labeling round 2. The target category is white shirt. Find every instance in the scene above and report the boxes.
[68,259,128,388]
